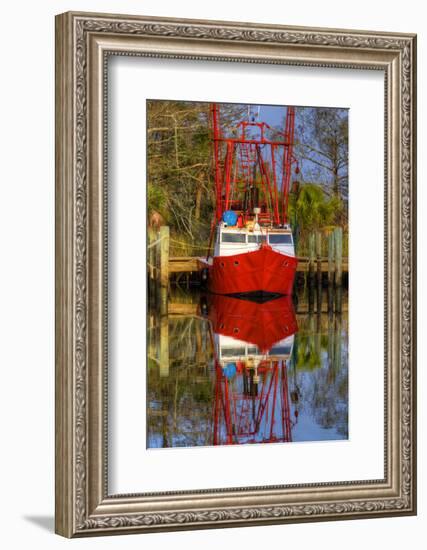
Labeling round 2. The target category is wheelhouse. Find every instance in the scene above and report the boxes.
[214,224,295,258]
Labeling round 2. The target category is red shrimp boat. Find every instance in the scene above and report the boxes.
[199,103,300,298]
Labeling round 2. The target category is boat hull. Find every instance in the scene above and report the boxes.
[207,294,297,352]
[206,246,297,296]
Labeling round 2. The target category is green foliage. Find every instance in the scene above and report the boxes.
[147,100,211,242]
[292,183,343,234]
[147,185,168,220]
[293,333,321,372]
[288,182,346,255]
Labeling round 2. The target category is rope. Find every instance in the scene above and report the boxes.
[169,238,210,251]
[147,235,165,249]
[148,235,210,251]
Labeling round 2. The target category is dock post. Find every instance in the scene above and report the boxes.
[148,228,155,279]
[159,287,168,317]
[327,231,335,313]
[316,231,322,313]
[334,227,343,287]
[335,284,343,315]
[148,228,156,304]
[316,231,322,285]
[308,232,315,313]
[327,310,334,370]
[159,226,170,289]
[308,232,316,278]
[159,314,169,377]
[334,227,343,313]
[158,226,169,316]
[315,310,322,356]
[333,313,342,376]
[328,231,335,286]
[148,311,155,362]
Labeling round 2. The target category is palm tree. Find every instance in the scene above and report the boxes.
[289,183,343,254]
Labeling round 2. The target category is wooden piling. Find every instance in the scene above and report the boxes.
[316,232,322,312]
[315,309,321,353]
[328,231,335,287]
[159,225,170,288]
[327,284,333,314]
[148,228,156,304]
[308,232,316,279]
[147,312,156,363]
[159,314,169,377]
[327,312,334,370]
[308,232,316,313]
[334,227,343,287]
[159,287,168,317]
[316,284,322,314]
[309,314,316,358]
[148,228,155,279]
[327,231,335,313]
[195,321,203,365]
[334,227,343,313]
[335,285,343,315]
[316,231,322,285]
[333,314,342,374]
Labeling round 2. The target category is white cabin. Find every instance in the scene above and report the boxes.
[216,333,295,367]
[214,223,295,259]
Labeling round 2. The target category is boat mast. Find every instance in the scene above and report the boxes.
[210,103,299,227]
[281,106,296,224]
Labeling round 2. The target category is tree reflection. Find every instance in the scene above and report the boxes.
[290,312,348,438]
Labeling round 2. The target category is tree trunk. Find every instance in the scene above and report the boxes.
[195,184,203,221]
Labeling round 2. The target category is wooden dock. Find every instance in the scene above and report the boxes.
[169,256,200,273]
[168,256,348,275]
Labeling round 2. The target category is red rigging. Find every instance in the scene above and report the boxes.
[203,293,298,445]
[199,103,300,298]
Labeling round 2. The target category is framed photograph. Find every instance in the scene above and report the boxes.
[55,11,417,537]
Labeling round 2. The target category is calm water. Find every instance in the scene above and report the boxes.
[147,288,348,449]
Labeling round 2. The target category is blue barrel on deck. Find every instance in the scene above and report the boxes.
[223,363,237,379]
[222,210,238,226]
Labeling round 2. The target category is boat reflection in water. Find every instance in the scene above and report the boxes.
[206,295,299,446]
[146,288,348,449]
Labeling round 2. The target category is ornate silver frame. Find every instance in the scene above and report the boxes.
[55,11,417,537]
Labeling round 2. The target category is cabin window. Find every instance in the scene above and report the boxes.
[221,233,246,243]
[268,345,292,356]
[268,234,293,245]
[248,234,266,244]
[221,347,246,358]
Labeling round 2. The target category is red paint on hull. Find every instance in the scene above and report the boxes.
[208,294,297,353]
[208,246,297,296]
